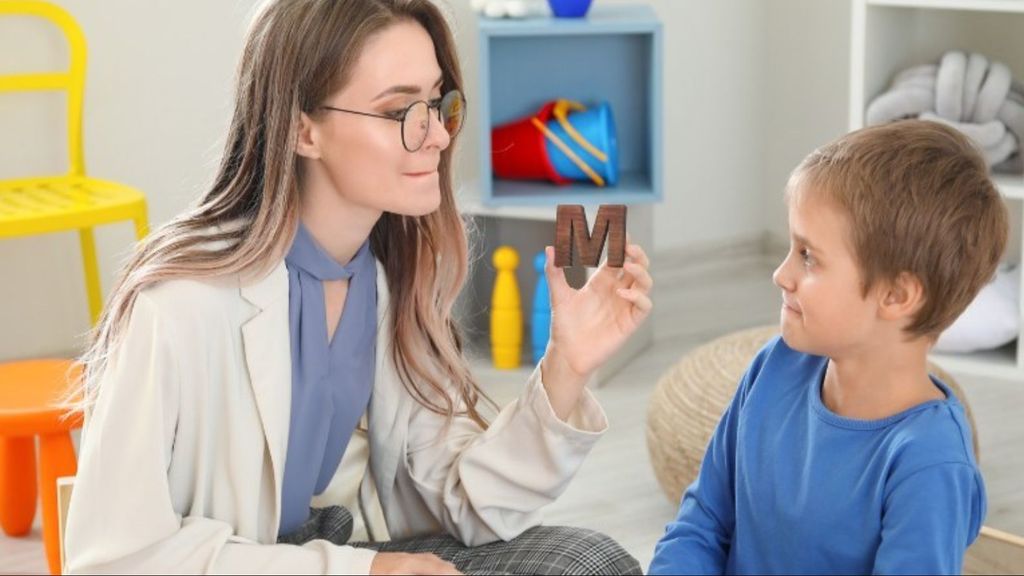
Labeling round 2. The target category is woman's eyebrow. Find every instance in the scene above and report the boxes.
[372,77,444,102]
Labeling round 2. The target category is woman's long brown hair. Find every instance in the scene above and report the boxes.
[74,0,490,426]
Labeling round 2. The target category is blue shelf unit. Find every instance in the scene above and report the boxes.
[476,5,664,207]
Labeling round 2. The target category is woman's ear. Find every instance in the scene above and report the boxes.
[295,111,322,160]
[878,272,926,323]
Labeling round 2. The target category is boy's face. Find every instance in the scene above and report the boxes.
[772,188,880,357]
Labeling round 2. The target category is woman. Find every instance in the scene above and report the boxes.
[64,0,652,574]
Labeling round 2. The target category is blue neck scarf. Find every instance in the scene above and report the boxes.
[278,222,377,536]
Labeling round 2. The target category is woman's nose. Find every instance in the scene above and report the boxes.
[422,111,451,151]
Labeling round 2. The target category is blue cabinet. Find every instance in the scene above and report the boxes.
[476,5,663,206]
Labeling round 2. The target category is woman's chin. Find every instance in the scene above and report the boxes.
[392,192,442,217]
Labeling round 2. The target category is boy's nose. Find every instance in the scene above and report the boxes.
[772,258,795,292]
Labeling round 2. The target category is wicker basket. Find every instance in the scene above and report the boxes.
[645,325,979,504]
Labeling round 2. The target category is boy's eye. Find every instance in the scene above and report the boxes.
[799,248,815,266]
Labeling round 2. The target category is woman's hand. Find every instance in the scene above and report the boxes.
[540,242,653,420]
[370,552,462,575]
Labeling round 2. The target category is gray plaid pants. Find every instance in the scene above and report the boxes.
[278,506,642,575]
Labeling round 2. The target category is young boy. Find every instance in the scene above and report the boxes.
[650,120,1007,575]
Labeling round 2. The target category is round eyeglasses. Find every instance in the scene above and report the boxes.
[319,89,466,153]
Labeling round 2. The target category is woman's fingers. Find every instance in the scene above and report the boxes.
[413,555,460,576]
[370,552,462,576]
[625,242,650,268]
[544,246,573,304]
[622,261,653,293]
[552,241,653,308]
[616,243,653,292]
[617,287,653,318]
[427,556,462,576]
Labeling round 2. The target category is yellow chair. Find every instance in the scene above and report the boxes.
[0,0,148,325]
[1,2,147,574]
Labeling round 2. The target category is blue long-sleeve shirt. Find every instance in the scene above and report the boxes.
[649,336,985,575]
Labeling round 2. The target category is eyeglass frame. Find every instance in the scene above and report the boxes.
[318,89,466,153]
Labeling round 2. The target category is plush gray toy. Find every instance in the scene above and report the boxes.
[866,50,1024,172]
[471,0,548,18]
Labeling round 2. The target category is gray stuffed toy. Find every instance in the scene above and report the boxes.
[866,50,1024,172]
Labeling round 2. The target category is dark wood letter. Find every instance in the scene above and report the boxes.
[554,204,626,268]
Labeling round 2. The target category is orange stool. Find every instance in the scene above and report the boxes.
[0,360,82,575]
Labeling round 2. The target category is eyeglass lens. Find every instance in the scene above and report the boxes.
[402,90,465,151]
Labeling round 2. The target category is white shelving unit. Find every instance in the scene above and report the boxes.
[850,0,1024,381]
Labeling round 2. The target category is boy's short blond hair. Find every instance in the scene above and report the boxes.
[788,119,1009,338]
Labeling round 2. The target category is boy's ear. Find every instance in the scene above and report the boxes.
[877,272,925,323]
[295,111,322,160]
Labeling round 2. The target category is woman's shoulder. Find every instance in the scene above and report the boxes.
[140,273,244,310]
[138,221,285,314]
[134,269,264,335]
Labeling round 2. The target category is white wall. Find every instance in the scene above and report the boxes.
[763,0,852,242]
[590,0,771,251]
[0,0,254,359]
[0,0,853,360]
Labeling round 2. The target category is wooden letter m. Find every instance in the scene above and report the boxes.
[554,204,627,268]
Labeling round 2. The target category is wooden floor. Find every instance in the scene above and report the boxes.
[3,252,1022,573]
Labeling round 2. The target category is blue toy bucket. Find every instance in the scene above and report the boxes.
[544,101,619,187]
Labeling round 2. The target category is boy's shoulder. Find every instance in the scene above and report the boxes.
[885,385,979,477]
[745,337,978,470]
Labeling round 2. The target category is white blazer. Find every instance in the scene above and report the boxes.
[64,258,609,574]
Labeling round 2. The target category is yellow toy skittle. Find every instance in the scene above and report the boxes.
[490,246,522,369]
